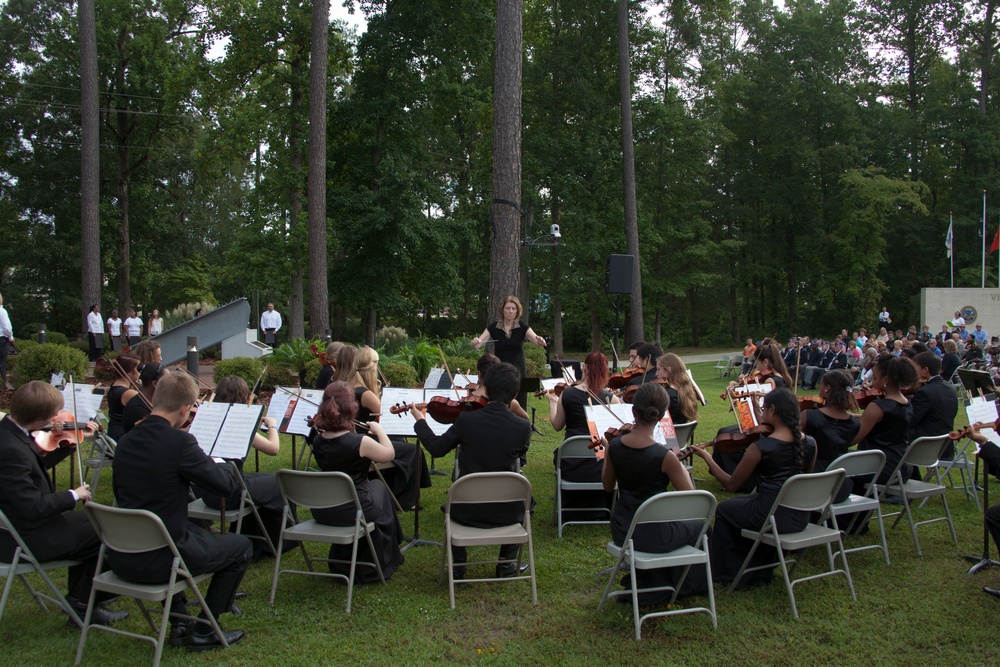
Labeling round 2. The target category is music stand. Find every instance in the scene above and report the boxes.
[962,394,1000,574]
[959,368,997,396]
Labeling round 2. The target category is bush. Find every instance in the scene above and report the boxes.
[303,358,321,388]
[19,323,45,340]
[382,361,418,388]
[445,356,479,380]
[10,343,88,386]
[264,364,297,390]
[67,340,89,355]
[212,357,264,389]
[377,325,409,355]
[45,331,68,346]
[524,344,548,378]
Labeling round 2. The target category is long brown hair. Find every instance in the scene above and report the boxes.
[657,353,698,422]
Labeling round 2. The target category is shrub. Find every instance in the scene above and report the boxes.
[382,361,418,388]
[524,344,548,378]
[376,325,409,355]
[67,340,89,354]
[212,357,264,388]
[10,343,88,386]
[303,358,321,388]
[45,331,69,346]
[445,356,479,380]
[19,323,45,340]
[263,364,297,390]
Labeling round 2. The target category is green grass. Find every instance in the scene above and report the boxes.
[3,361,998,665]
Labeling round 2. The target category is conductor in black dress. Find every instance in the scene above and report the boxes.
[0,382,128,626]
[112,371,251,651]
[411,362,531,578]
[471,295,547,407]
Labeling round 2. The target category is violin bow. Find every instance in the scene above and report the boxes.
[437,346,462,400]
[173,363,215,402]
[68,375,85,490]
[609,341,621,374]
[248,360,269,406]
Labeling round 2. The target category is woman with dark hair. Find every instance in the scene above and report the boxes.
[106,355,140,441]
[120,362,164,434]
[308,381,404,582]
[602,383,705,603]
[801,369,860,473]
[852,354,917,485]
[547,351,620,517]
[693,388,816,588]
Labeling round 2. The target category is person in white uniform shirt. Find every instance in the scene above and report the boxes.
[260,303,282,346]
[87,304,104,361]
[147,308,164,337]
[123,309,143,346]
[0,294,13,390]
[106,309,124,351]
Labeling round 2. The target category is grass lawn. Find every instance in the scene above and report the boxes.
[3,361,998,666]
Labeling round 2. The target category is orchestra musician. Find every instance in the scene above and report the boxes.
[477,353,529,420]
[0,382,129,627]
[965,424,1000,599]
[692,388,816,588]
[909,351,958,460]
[120,362,163,435]
[111,372,250,650]
[132,339,162,365]
[800,369,859,502]
[625,343,661,388]
[106,355,140,441]
[315,341,343,390]
[309,382,404,582]
[470,295,547,407]
[331,344,357,385]
[601,383,707,603]
[655,352,699,426]
[852,354,916,488]
[410,362,531,579]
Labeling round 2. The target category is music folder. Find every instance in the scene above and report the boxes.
[188,402,265,460]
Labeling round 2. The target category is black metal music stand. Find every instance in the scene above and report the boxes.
[401,441,440,552]
[965,454,1000,574]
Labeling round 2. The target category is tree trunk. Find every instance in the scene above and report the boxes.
[982,1,996,117]
[366,307,377,347]
[288,58,305,340]
[79,0,100,334]
[617,0,643,343]
[552,200,563,357]
[307,0,330,338]
[116,106,131,315]
[489,0,523,318]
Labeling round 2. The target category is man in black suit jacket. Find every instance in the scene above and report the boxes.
[911,352,959,459]
[112,371,251,651]
[411,362,531,578]
[0,382,127,626]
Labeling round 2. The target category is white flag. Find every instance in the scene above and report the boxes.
[946,218,953,259]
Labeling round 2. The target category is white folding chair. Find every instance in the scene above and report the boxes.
[730,469,856,619]
[270,470,385,613]
[711,355,734,379]
[442,472,536,609]
[0,508,83,628]
[827,450,890,564]
[878,435,958,556]
[187,461,276,557]
[597,490,717,639]
[923,438,981,511]
[673,421,698,478]
[75,503,229,667]
[555,436,612,537]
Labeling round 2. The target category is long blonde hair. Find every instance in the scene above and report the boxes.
[657,353,698,422]
[332,344,357,383]
[353,346,380,394]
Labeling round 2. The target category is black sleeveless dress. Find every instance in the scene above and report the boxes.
[859,397,913,484]
[106,385,129,441]
[554,386,614,518]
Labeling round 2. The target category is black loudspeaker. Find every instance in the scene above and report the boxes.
[605,254,634,294]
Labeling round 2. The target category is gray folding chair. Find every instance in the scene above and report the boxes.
[923,438,981,511]
[711,355,734,379]
[187,461,276,557]
[81,429,116,497]
[75,503,229,667]
[270,470,385,613]
[442,472,536,609]
[878,435,958,556]
[827,450,890,564]
[597,490,717,639]
[0,507,83,628]
[730,469,856,619]
[673,421,698,478]
[555,436,612,537]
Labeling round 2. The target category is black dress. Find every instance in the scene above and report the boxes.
[710,435,815,588]
[120,393,151,435]
[353,386,430,509]
[608,436,708,603]
[316,365,334,390]
[665,386,691,428]
[487,320,530,405]
[803,409,860,503]
[554,385,614,518]
[106,385,129,441]
[941,352,961,382]
[309,431,404,583]
[858,397,913,485]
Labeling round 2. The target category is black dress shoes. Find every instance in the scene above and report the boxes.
[496,562,529,578]
[187,628,246,652]
[169,621,191,648]
[66,598,129,628]
[983,586,1000,600]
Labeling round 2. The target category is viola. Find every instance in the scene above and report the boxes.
[607,367,643,390]
[678,424,774,461]
[390,395,488,424]
[33,411,98,452]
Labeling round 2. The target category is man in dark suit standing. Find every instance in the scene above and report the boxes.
[910,351,959,459]
[411,362,531,578]
[0,381,127,626]
[112,371,251,651]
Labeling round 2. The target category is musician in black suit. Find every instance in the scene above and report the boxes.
[910,351,959,459]
[411,362,531,578]
[626,342,661,387]
[112,371,251,651]
[0,382,127,626]
[967,424,1000,599]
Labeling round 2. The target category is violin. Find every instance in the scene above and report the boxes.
[390,395,489,424]
[720,369,773,400]
[607,367,643,390]
[852,386,884,408]
[948,419,1000,441]
[534,382,570,399]
[798,395,825,410]
[678,424,774,461]
[33,411,98,452]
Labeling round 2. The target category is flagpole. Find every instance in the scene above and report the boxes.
[950,213,955,289]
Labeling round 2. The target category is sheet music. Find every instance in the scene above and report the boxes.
[423,367,449,389]
[211,403,264,459]
[540,378,564,392]
[286,389,324,436]
[584,404,672,449]
[379,387,454,436]
[966,397,999,451]
[61,385,105,422]
[267,387,295,423]
[188,402,230,456]
[50,372,65,387]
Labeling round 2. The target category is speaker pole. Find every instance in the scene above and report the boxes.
[613,294,622,373]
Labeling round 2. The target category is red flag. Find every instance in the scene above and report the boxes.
[992,226,1000,255]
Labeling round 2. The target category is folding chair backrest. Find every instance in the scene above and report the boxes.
[448,472,531,508]
[556,436,597,464]
[775,470,846,513]
[903,435,951,468]
[84,503,174,556]
[633,490,716,526]
[673,421,697,448]
[827,450,885,481]
[275,469,359,511]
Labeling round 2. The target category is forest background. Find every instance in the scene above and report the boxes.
[0,0,997,353]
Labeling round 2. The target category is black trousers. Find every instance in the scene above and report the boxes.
[0,336,8,384]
